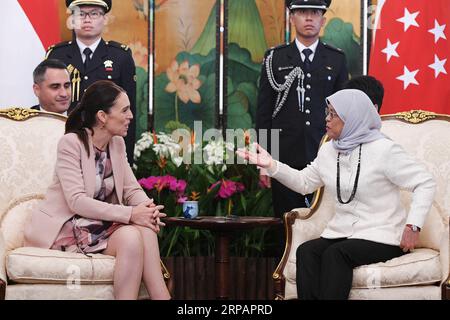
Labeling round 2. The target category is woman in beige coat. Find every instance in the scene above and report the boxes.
[25,80,170,300]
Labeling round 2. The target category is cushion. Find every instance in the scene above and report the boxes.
[349,286,441,300]
[286,248,442,288]
[5,283,150,300]
[6,247,115,284]
[0,195,43,252]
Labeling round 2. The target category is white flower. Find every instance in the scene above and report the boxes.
[153,143,170,158]
[172,156,183,167]
[203,139,235,165]
[135,131,155,153]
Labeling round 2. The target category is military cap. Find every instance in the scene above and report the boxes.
[66,0,112,13]
[288,0,331,11]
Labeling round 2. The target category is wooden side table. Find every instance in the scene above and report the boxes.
[162,216,282,300]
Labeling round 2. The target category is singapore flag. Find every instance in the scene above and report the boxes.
[0,0,61,108]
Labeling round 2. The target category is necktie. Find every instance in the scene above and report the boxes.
[302,48,313,71]
[83,48,93,71]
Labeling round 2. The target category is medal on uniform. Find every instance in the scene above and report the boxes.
[104,60,114,79]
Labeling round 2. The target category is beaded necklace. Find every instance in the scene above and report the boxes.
[336,144,362,204]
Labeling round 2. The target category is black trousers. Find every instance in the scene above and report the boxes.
[296,237,404,300]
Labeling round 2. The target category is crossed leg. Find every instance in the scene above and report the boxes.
[103,225,171,300]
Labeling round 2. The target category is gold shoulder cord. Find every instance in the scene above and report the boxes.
[75,70,81,102]
[70,69,81,103]
[71,69,77,102]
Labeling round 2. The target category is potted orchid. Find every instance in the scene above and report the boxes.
[133,130,274,257]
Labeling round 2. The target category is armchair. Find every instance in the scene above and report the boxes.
[0,108,170,299]
[273,110,450,300]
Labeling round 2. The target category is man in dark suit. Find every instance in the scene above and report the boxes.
[46,0,137,164]
[31,59,71,115]
[256,0,348,218]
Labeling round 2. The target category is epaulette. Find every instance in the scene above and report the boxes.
[45,40,72,59]
[262,43,290,64]
[106,40,130,52]
[269,43,290,52]
[322,42,344,54]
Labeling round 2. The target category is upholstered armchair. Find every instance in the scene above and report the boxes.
[273,110,450,300]
[0,108,170,299]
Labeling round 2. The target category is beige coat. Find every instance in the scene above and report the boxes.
[25,132,149,249]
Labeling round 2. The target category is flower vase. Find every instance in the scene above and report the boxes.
[183,201,199,219]
[225,199,239,220]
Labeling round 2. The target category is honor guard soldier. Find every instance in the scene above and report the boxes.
[46,0,137,165]
[256,0,348,218]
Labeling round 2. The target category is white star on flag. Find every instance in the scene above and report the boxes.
[396,66,419,89]
[381,39,400,62]
[428,20,447,43]
[369,0,450,114]
[429,54,447,78]
[396,8,420,32]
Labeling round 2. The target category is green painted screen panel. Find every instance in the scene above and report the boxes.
[153,0,217,133]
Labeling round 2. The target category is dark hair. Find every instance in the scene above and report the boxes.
[65,80,125,156]
[344,75,384,112]
[33,59,68,84]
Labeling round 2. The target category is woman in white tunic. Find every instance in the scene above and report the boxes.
[237,89,435,300]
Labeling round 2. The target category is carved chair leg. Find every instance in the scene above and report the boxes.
[0,280,6,300]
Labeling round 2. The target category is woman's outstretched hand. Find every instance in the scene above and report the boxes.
[236,143,275,170]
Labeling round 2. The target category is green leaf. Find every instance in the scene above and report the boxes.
[322,18,362,77]
[227,90,252,130]
[135,67,149,139]
[228,43,262,87]
[226,1,268,62]
[191,1,268,62]
[236,81,258,122]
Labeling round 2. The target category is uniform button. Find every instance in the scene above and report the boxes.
[306,97,311,102]
[307,73,311,78]
[305,109,311,114]
[84,76,89,80]
[306,84,311,89]
[84,89,87,92]
[306,121,311,126]
[284,75,288,79]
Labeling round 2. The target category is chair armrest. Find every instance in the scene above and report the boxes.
[442,216,450,300]
[273,189,336,299]
[273,210,308,299]
[0,230,5,299]
[0,230,7,286]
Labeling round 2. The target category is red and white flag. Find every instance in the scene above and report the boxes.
[0,0,61,108]
[369,0,450,115]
